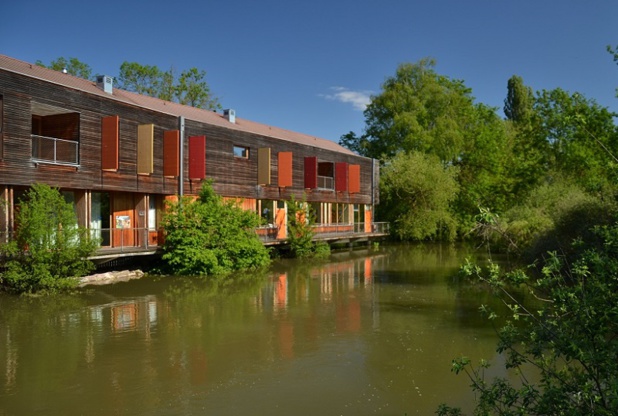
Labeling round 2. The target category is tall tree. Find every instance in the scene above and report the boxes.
[504,75,534,124]
[117,61,166,97]
[533,88,618,192]
[360,58,476,163]
[35,57,93,80]
[176,67,221,110]
[379,151,459,241]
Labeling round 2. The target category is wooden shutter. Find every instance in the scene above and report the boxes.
[257,147,271,185]
[349,164,361,193]
[188,135,206,179]
[304,156,317,189]
[137,124,154,175]
[278,152,293,187]
[163,130,179,177]
[101,115,119,171]
[335,162,348,192]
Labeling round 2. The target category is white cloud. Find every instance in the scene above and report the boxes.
[320,87,372,111]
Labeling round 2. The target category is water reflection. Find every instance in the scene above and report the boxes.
[0,244,504,415]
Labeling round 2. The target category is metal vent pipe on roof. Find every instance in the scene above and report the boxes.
[96,75,113,94]
[224,109,236,123]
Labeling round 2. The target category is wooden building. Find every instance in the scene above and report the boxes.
[0,54,381,254]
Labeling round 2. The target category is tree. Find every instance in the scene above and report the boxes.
[533,88,618,192]
[35,57,93,79]
[504,75,534,124]
[0,184,98,293]
[161,181,271,276]
[176,67,221,110]
[117,61,167,97]
[286,195,330,258]
[117,61,220,110]
[379,151,459,241]
[360,58,476,163]
[439,222,618,416]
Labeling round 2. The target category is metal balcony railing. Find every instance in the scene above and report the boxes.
[32,135,79,166]
[317,175,334,190]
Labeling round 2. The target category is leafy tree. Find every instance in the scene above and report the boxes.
[161,181,271,276]
[360,58,476,163]
[35,57,93,79]
[117,61,167,97]
[504,75,534,124]
[0,184,98,294]
[286,195,330,258]
[176,67,221,110]
[117,61,220,110]
[533,88,618,192]
[439,222,618,416]
[379,151,459,241]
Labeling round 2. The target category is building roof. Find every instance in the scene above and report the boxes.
[0,54,358,156]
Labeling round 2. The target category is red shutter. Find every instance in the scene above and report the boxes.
[304,156,317,189]
[101,115,119,171]
[188,135,206,179]
[349,164,361,193]
[335,162,348,192]
[278,152,293,187]
[163,130,179,177]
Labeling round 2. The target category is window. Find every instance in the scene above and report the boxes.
[233,145,249,159]
[317,161,335,190]
[31,101,80,166]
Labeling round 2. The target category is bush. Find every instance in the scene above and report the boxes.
[0,184,98,294]
[439,224,618,415]
[161,181,271,276]
[286,195,330,259]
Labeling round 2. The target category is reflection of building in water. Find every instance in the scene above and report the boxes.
[274,274,287,312]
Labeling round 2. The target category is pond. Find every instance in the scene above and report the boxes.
[0,243,508,415]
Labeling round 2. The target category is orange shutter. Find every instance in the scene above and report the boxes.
[349,164,361,193]
[163,130,179,177]
[101,115,119,171]
[278,152,293,187]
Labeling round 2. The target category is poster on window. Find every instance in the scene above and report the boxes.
[116,215,131,229]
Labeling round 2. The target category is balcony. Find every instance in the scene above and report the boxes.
[317,175,334,190]
[32,134,79,166]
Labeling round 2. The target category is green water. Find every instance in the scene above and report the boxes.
[0,244,507,415]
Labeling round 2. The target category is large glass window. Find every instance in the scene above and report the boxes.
[91,192,110,246]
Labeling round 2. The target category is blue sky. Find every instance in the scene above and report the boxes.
[1,1,617,143]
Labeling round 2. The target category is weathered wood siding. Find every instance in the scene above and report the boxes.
[0,69,375,205]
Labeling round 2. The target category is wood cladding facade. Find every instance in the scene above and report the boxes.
[0,69,377,203]
[0,63,379,247]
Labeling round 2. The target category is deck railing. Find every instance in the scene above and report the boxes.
[31,134,79,166]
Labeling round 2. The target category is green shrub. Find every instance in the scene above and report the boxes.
[0,184,98,294]
[286,195,330,259]
[439,223,618,415]
[161,181,271,276]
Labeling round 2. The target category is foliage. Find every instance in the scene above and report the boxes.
[36,57,93,80]
[359,58,477,163]
[0,184,98,294]
[117,61,221,110]
[504,75,534,124]
[439,223,618,415]
[379,151,459,241]
[471,179,616,260]
[532,88,618,193]
[286,195,330,259]
[160,181,270,276]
